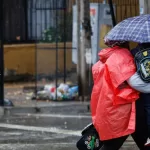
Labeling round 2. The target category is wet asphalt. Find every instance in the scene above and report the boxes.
[0,102,140,150]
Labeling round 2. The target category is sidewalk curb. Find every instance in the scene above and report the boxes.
[3,102,90,115]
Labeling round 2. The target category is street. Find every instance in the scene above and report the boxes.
[0,102,139,150]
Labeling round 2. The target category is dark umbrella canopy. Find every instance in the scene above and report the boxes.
[105,14,150,44]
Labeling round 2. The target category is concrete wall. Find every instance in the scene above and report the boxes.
[4,43,75,75]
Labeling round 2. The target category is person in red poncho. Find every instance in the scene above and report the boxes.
[91,41,150,150]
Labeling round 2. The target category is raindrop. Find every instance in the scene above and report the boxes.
[27,114,31,117]
[64,122,67,125]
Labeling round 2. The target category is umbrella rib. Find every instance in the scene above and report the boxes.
[133,17,146,42]
[122,18,138,41]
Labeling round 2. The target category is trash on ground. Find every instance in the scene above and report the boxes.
[4,99,14,107]
[36,83,78,101]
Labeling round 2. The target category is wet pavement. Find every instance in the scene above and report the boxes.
[0,102,140,150]
[0,80,140,150]
[4,84,36,107]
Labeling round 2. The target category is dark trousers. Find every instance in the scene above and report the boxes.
[142,93,150,138]
[100,97,148,150]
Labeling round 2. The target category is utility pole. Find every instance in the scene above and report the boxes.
[76,0,82,99]
[79,0,92,101]
[139,0,150,14]
[0,0,4,106]
[108,0,116,26]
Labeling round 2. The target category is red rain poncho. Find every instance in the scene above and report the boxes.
[91,46,139,141]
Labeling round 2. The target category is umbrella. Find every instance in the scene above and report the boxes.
[104,14,150,44]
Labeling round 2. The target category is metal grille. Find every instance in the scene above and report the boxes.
[35,0,76,101]
[3,0,138,43]
[3,0,73,43]
[3,0,27,43]
[2,0,140,101]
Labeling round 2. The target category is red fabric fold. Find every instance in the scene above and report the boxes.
[91,47,139,140]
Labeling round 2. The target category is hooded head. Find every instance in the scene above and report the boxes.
[104,38,129,48]
[98,46,123,63]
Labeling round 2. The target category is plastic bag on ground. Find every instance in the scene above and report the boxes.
[44,84,56,92]
[57,83,69,94]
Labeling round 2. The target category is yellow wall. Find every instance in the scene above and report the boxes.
[4,43,75,75]
[4,44,35,75]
